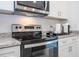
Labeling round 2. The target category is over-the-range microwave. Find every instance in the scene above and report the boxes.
[14,1,49,16]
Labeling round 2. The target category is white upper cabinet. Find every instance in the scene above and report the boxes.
[49,1,67,19]
[0,1,14,12]
[49,1,59,17]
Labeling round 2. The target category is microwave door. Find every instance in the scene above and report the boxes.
[35,1,45,10]
[17,1,34,7]
[17,1,45,10]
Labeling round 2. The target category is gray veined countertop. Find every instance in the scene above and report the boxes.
[58,31,79,39]
[0,32,21,49]
[0,31,78,49]
[0,37,21,49]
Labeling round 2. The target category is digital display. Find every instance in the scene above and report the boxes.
[24,26,34,29]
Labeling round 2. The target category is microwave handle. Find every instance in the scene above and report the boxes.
[24,40,57,48]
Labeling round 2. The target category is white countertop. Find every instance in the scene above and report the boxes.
[58,32,79,39]
[0,31,78,49]
[0,37,21,49]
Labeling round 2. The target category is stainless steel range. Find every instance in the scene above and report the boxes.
[12,24,58,57]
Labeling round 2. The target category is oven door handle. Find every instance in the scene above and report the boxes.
[24,40,57,48]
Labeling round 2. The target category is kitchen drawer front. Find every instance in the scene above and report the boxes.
[0,46,20,57]
[58,37,71,47]
[58,36,77,47]
[70,36,77,43]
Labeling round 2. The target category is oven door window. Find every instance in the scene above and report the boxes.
[32,45,50,57]
[32,42,58,57]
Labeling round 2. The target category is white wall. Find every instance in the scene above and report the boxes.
[67,2,79,31]
[0,14,62,33]
[0,1,14,11]
[50,1,79,31]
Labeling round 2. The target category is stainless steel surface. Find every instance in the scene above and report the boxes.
[14,1,49,16]
[11,24,58,57]
[14,11,46,17]
[32,48,50,57]
[12,24,42,32]
[24,40,57,48]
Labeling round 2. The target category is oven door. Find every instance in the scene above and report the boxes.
[32,41,58,57]
[23,40,58,57]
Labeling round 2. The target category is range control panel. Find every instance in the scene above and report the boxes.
[12,24,42,32]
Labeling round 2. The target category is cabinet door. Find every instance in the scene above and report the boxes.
[0,46,20,57]
[0,1,14,11]
[71,36,78,57]
[77,36,79,56]
[57,1,67,18]
[72,43,78,57]
[59,43,78,57]
[49,1,59,17]
[59,46,67,57]
[49,1,67,19]
[59,44,72,57]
